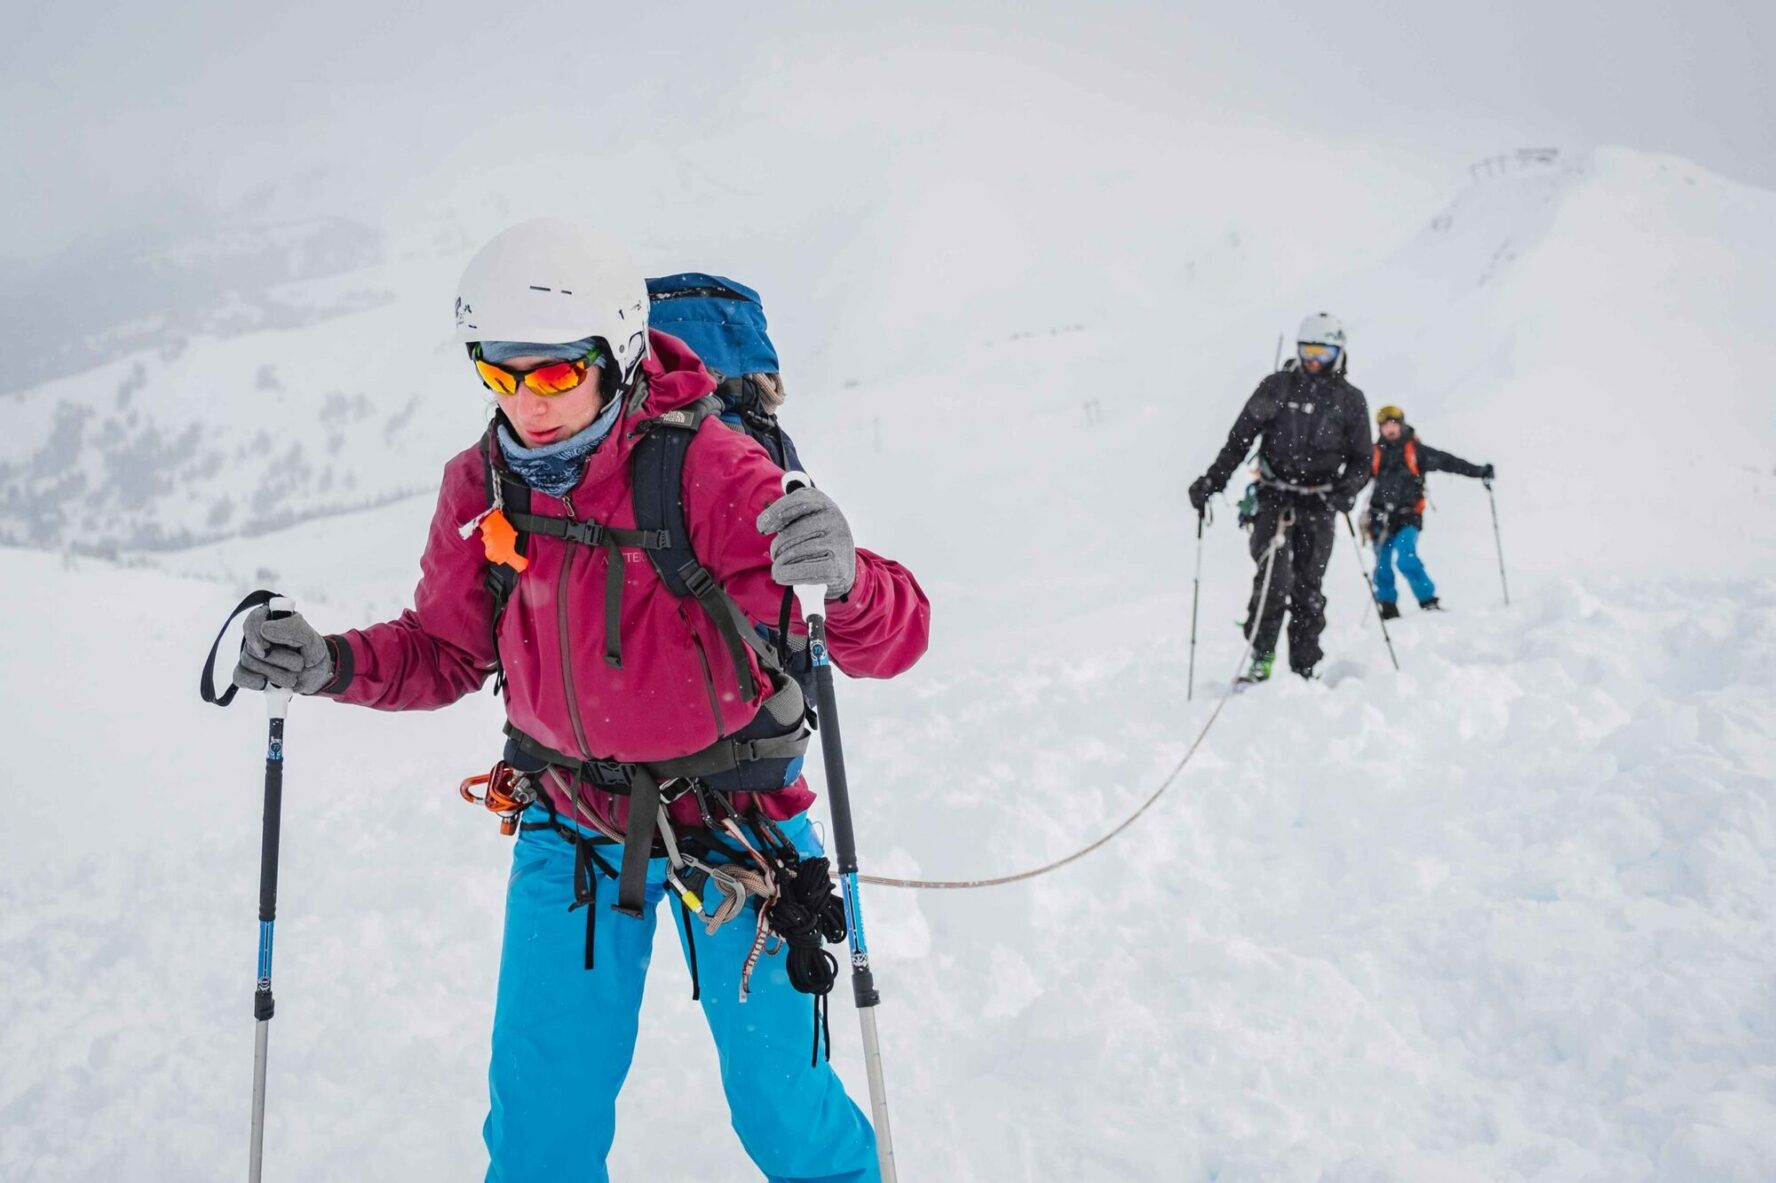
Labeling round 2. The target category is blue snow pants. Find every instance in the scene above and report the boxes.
[1373,525,1437,605]
[483,810,880,1183]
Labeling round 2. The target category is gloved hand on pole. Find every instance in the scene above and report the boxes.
[232,607,335,695]
[757,485,857,600]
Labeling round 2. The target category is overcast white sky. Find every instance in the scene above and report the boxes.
[3,0,1772,263]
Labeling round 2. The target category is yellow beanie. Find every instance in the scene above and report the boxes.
[1376,405,1406,425]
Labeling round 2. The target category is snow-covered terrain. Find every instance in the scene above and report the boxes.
[3,145,1773,1182]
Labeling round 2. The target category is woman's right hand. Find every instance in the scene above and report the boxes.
[233,606,335,694]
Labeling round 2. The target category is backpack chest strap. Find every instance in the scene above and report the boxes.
[505,512,672,552]
[502,510,671,671]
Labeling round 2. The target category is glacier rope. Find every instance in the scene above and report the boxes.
[859,509,1293,891]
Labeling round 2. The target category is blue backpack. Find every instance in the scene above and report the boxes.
[645,273,804,474]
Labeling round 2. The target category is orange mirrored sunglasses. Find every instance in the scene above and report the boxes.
[472,345,603,397]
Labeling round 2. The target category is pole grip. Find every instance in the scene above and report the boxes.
[778,471,830,623]
[264,597,295,721]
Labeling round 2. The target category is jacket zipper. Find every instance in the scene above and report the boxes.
[680,604,727,739]
[556,493,595,760]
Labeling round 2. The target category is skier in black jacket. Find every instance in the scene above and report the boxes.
[1189,312,1371,682]
[1366,404,1494,618]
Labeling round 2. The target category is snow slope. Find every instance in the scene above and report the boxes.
[3,146,1775,1182]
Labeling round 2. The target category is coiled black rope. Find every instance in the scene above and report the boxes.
[767,856,848,1063]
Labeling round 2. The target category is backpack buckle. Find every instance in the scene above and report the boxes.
[580,759,634,789]
[681,563,717,599]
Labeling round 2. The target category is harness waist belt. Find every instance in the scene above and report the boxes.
[1260,478,1334,495]
[504,677,813,916]
[503,722,812,793]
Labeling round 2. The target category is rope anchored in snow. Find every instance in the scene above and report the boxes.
[860,512,1291,892]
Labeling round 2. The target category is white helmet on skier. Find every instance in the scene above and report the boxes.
[454,218,651,388]
[1296,311,1347,369]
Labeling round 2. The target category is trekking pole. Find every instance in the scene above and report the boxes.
[199,590,297,1183]
[1341,514,1401,671]
[782,474,899,1183]
[1187,508,1205,700]
[1485,479,1511,606]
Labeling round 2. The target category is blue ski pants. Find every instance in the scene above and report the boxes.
[1373,525,1436,605]
[483,810,879,1183]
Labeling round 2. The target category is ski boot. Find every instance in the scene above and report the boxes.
[1291,664,1318,681]
[1418,597,1442,612]
[1377,601,1401,621]
[1237,651,1275,686]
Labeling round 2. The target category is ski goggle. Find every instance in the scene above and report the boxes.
[472,345,603,397]
[1298,342,1341,365]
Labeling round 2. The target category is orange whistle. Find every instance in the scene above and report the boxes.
[479,509,529,572]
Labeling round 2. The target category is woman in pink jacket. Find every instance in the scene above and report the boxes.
[232,219,930,1183]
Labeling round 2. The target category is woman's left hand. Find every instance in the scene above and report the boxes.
[756,486,857,600]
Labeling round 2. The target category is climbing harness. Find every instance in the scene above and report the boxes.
[458,749,847,1060]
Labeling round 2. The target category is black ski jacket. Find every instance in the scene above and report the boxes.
[1202,366,1372,507]
[1366,426,1488,536]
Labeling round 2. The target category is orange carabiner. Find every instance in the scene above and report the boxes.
[459,763,533,835]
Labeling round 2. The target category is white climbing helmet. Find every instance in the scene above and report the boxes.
[1297,311,1348,351]
[454,218,650,387]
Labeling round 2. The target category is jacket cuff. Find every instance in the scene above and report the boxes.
[821,559,872,623]
[320,635,355,695]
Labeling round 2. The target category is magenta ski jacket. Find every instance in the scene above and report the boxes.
[322,330,930,830]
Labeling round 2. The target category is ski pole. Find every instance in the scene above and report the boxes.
[1342,513,1400,671]
[781,473,899,1183]
[1485,479,1511,606]
[1188,508,1205,700]
[199,590,298,1183]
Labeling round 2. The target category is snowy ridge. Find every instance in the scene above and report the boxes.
[0,217,389,396]
[0,68,1440,559]
[3,145,1774,1181]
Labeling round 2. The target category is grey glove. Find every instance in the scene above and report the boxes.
[756,486,857,599]
[233,606,335,694]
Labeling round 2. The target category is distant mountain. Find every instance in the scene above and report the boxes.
[0,216,390,397]
[0,225,477,554]
[4,147,1770,567]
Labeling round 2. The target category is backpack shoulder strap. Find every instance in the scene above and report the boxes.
[1404,439,1420,477]
[1371,443,1381,475]
[630,395,775,702]
[630,395,721,597]
[479,426,532,696]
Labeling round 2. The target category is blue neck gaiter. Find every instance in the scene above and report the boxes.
[496,396,624,497]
